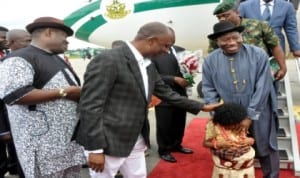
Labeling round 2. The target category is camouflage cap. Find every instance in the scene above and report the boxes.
[213,1,237,15]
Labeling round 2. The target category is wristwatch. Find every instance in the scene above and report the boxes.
[58,88,67,98]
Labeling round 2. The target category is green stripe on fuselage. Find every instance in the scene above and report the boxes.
[64,0,219,41]
[134,0,218,13]
[64,1,100,27]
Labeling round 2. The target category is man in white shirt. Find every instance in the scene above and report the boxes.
[75,22,220,178]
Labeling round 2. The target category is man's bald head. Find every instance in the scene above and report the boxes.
[6,29,31,51]
[6,29,31,42]
[132,22,174,58]
[111,40,126,49]
[135,22,170,40]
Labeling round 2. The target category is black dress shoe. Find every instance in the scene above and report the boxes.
[160,153,177,163]
[173,147,194,154]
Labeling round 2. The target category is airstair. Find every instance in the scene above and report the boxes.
[255,59,300,176]
[276,72,300,176]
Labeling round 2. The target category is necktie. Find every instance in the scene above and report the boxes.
[262,3,271,22]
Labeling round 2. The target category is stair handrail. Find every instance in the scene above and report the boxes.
[296,58,300,83]
[284,72,300,176]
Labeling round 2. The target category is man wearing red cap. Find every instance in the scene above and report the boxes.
[0,17,86,177]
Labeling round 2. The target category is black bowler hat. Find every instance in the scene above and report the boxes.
[207,21,244,40]
[26,16,73,36]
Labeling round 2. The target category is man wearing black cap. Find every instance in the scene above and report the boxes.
[202,21,279,178]
[0,17,86,177]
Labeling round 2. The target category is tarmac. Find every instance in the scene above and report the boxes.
[4,58,300,178]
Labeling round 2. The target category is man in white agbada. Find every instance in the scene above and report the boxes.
[0,17,86,178]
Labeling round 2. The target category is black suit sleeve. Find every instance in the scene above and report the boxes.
[149,65,203,114]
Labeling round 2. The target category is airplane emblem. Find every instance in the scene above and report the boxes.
[103,0,133,20]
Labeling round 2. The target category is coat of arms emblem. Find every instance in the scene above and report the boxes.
[100,0,134,20]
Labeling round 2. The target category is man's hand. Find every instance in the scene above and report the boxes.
[274,68,286,80]
[174,77,189,88]
[242,138,255,146]
[88,153,105,172]
[0,133,12,142]
[201,103,222,112]
[217,139,234,149]
[292,50,300,58]
[64,86,81,102]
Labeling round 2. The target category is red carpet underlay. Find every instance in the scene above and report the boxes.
[148,118,300,178]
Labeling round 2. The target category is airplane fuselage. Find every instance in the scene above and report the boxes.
[64,0,219,51]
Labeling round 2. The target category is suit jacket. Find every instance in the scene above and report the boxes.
[152,46,187,107]
[239,0,300,52]
[75,44,203,157]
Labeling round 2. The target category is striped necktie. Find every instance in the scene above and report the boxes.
[262,3,271,22]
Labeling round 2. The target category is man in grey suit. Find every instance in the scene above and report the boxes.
[75,22,220,178]
[239,0,300,57]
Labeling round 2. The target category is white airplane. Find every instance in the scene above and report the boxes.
[64,0,220,51]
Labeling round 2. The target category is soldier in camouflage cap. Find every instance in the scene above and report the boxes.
[213,0,238,15]
[208,0,286,81]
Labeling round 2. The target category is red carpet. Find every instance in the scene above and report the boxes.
[148,118,300,178]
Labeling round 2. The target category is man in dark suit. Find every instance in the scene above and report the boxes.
[0,26,9,178]
[0,99,9,178]
[152,28,193,163]
[75,22,220,178]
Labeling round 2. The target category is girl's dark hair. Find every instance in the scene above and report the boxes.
[212,103,247,126]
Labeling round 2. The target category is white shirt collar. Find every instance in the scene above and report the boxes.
[125,41,151,67]
[260,0,274,15]
[125,41,150,97]
[260,0,274,6]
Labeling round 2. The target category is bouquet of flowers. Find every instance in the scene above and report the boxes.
[177,51,200,86]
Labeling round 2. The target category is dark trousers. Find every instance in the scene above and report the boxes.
[0,142,7,178]
[258,150,280,178]
[7,142,24,178]
[0,141,24,178]
[155,106,186,155]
